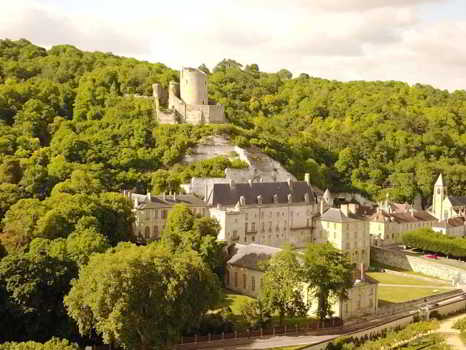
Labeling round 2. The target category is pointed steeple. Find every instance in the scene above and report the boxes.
[323,188,334,206]
[435,174,444,187]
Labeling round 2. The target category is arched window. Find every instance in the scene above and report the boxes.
[144,226,151,239]
[153,225,159,238]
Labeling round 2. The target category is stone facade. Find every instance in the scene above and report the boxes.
[153,68,226,125]
[319,204,371,268]
[368,205,437,246]
[208,178,330,249]
[124,191,208,241]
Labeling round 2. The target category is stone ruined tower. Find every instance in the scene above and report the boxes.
[180,67,208,105]
[168,81,180,110]
[152,83,162,111]
[432,174,445,220]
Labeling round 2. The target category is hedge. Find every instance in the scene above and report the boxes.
[402,228,466,258]
[0,339,78,350]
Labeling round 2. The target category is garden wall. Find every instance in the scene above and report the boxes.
[371,246,466,284]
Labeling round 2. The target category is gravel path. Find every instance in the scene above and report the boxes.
[438,314,465,349]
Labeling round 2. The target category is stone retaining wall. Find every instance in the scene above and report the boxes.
[371,246,466,284]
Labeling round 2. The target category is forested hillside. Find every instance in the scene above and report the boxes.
[1,38,465,249]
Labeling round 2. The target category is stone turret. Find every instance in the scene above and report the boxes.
[153,67,225,125]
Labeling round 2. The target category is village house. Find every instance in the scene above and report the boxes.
[225,243,378,321]
[124,191,208,241]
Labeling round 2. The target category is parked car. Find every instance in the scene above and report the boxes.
[424,254,438,259]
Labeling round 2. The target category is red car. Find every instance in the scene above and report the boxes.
[424,254,438,259]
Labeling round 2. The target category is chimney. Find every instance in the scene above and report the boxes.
[320,200,324,215]
[248,179,253,187]
[304,173,310,185]
[341,204,349,217]
[147,192,151,201]
[288,193,292,203]
[287,177,292,188]
[163,192,166,201]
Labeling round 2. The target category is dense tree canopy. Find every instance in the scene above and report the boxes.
[64,243,222,350]
[161,204,225,276]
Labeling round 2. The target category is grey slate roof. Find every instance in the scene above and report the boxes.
[227,243,283,271]
[449,196,466,207]
[135,194,206,209]
[209,181,317,206]
[320,208,358,222]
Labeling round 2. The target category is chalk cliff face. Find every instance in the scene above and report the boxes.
[181,135,296,198]
[183,135,296,182]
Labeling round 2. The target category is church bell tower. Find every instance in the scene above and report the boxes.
[433,174,445,220]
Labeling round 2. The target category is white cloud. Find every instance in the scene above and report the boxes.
[0,1,149,55]
[0,0,464,91]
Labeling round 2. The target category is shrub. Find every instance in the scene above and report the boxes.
[453,316,466,331]
[0,338,78,350]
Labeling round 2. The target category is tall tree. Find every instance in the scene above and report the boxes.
[259,246,309,324]
[161,204,225,276]
[302,243,354,322]
[64,243,222,350]
[0,247,78,342]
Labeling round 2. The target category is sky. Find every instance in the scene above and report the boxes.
[1,0,465,91]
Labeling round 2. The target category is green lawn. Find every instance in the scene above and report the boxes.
[377,286,452,303]
[217,290,255,315]
[367,272,448,286]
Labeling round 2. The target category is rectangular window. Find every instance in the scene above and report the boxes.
[243,274,247,289]
[251,276,255,291]
[251,222,256,232]
[234,272,238,287]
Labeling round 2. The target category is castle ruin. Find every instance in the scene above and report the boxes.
[153,67,226,125]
